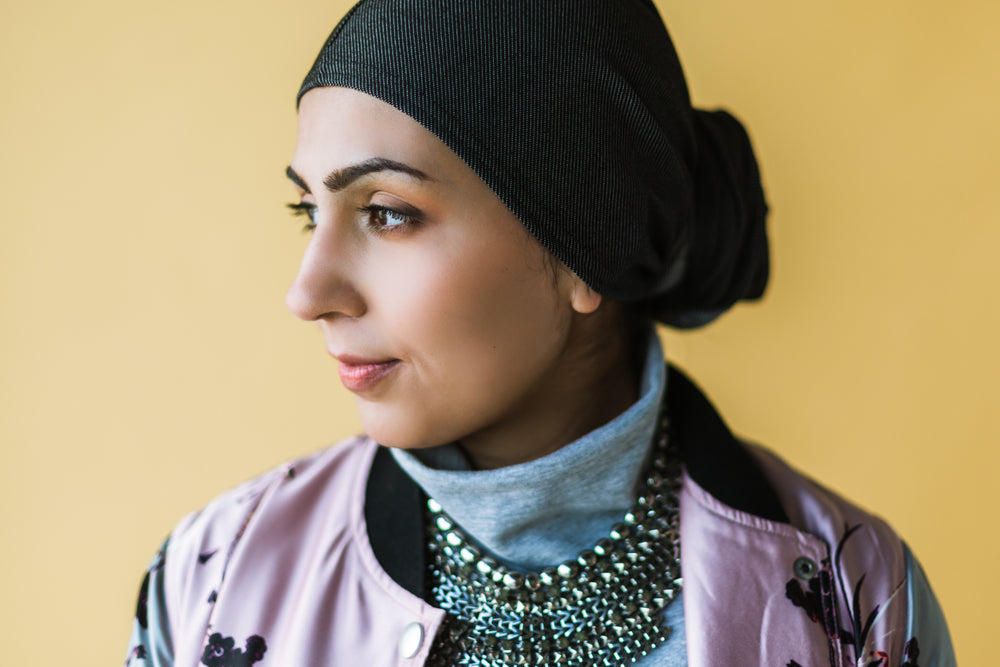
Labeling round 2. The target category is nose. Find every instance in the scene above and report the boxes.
[285,223,366,322]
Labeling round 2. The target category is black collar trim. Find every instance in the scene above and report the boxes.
[364,444,427,599]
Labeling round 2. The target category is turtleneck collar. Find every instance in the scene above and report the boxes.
[391,328,666,570]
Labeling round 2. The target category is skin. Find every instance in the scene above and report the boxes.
[286,86,638,470]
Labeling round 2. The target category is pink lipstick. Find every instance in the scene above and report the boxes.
[335,355,400,393]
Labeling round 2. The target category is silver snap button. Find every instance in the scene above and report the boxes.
[397,621,424,658]
[793,556,818,580]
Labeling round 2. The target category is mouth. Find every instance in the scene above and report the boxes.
[332,353,401,393]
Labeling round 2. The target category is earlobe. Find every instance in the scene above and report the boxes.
[569,278,603,314]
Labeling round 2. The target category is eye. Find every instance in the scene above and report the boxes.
[359,204,420,233]
[286,202,317,232]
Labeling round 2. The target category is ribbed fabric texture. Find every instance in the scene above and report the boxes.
[298,0,769,328]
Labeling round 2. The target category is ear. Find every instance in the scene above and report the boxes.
[568,275,603,314]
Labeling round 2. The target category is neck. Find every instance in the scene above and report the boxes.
[457,306,644,470]
[389,324,665,568]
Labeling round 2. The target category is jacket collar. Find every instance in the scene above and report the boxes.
[364,363,788,600]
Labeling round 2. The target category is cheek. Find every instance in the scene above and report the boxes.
[395,242,564,369]
[361,235,570,443]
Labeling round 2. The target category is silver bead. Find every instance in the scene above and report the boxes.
[556,560,580,578]
[609,523,631,540]
[503,572,525,590]
[593,538,614,557]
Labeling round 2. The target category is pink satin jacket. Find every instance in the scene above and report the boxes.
[126,370,948,666]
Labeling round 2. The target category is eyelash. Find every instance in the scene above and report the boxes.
[285,202,419,234]
[286,202,317,232]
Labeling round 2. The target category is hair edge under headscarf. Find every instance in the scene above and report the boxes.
[297,0,769,329]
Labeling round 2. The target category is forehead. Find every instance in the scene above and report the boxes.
[292,87,460,179]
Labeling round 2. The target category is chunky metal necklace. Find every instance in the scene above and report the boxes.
[424,408,683,667]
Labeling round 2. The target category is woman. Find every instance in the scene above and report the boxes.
[124,1,954,665]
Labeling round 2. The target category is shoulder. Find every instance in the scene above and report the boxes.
[159,435,378,633]
[752,443,916,662]
[750,445,956,665]
[748,443,906,573]
[683,439,908,580]
[681,442,922,664]
[169,434,375,550]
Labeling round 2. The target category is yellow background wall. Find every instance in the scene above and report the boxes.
[1,0,994,663]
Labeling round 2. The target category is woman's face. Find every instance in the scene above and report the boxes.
[287,87,609,467]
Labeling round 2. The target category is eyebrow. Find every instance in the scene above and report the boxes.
[285,158,432,194]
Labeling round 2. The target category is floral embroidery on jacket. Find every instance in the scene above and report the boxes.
[899,639,920,667]
[134,545,166,631]
[201,632,267,667]
[124,543,168,666]
[785,523,918,667]
[124,645,147,664]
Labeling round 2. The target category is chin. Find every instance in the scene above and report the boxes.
[356,401,451,450]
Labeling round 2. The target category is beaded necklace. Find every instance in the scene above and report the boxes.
[424,408,682,667]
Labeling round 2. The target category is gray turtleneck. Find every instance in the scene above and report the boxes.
[392,331,687,666]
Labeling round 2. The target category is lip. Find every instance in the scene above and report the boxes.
[332,353,400,393]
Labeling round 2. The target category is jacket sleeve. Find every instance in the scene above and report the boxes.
[903,543,956,667]
[123,540,174,667]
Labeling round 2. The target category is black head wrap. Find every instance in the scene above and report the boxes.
[298,0,769,328]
